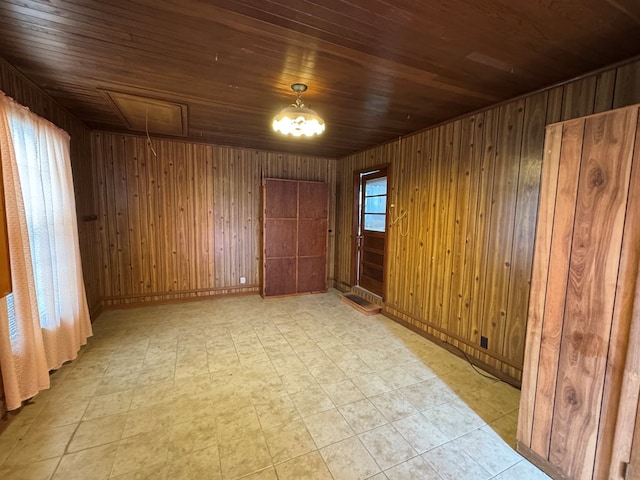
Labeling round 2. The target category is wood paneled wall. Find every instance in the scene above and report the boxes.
[334,58,640,384]
[92,133,336,306]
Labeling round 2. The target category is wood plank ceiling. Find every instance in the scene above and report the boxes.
[0,0,639,158]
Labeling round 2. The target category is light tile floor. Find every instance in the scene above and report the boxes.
[0,290,550,479]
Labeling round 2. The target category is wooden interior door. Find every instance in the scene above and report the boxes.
[358,169,387,297]
[517,105,640,480]
[262,178,328,297]
[0,154,11,298]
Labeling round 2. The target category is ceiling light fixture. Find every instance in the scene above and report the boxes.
[272,83,325,137]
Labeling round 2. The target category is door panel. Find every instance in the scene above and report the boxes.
[264,179,298,218]
[264,257,296,296]
[264,219,297,258]
[299,219,327,257]
[298,256,326,293]
[358,169,387,297]
[299,181,328,219]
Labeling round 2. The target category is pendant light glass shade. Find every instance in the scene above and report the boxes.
[272,83,325,137]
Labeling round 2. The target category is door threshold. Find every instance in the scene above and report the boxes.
[353,286,382,302]
[341,293,382,316]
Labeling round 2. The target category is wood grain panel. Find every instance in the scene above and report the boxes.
[298,256,326,293]
[548,108,636,479]
[265,178,297,218]
[456,114,485,344]
[94,133,335,306]
[613,61,640,109]
[519,108,640,480]
[594,70,616,113]
[447,116,475,340]
[298,219,327,257]
[299,181,328,219]
[599,108,640,480]
[561,76,597,121]
[264,257,296,296]
[517,121,564,448]
[479,100,524,360]
[264,219,296,258]
[439,121,461,336]
[530,119,585,457]
[504,92,547,375]
[469,109,498,351]
[410,134,429,319]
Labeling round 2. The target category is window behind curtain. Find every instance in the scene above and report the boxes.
[0,92,92,410]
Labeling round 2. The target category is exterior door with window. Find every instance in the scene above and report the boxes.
[358,169,387,297]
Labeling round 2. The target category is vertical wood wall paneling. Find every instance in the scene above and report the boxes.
[456,114,485,347]
[410,133,428,320]
[213,147,227,288]
[95,134,112,301]
[479,100,525,366]
[469,109,499,356]
[102,135,121,298]
[447,116,475,345]
[326,158,337,282]
[145,139,160,298]
[561,76,597,121]
[175,142,190,293]
[93,133,335,305]
[548,109,636,479]
[593,70,616,113]
[428,125,451,333]
[503,92,548,378]
[115,137,132,298]
[334,58,640,383]
[598,107,640,480]
[613,61,640,109]
[125,136,144,297]
[545,86,565,125]
[438,122,461,340]
[516,121,564,449]
[385,142,404,311]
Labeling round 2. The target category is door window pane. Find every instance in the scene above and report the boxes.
[364,196,386,214]
[365,177,387,196]
[364,213,385,232]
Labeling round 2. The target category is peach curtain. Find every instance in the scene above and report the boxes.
[0,92,92,411]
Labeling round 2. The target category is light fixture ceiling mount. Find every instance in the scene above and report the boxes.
[272,83,325,137]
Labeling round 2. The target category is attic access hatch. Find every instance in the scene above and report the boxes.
[103,90,188,137]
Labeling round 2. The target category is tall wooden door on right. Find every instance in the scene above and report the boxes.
[517,105,640,480]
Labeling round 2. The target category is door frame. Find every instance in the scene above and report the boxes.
[350,163,391,298]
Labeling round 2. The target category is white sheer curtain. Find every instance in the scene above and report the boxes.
[0,91,92,411]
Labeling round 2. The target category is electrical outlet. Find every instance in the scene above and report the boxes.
[239,276,246,284]
[480,336,488,349]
